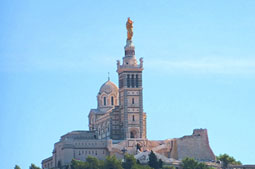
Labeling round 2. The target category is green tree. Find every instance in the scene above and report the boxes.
[148,151,159,169]
[29,164,41,169]
[104,155,123,169]
[86,156,102,169]
[14,165,21,169]
[158,159,163,169]
[162,166,175,169]
[122,154,137,169]
[142,166,153,169]
[196,162,209,169]
[71,159,88,169]
[132,164,152,169]
[217,154,242,169]
[181,158,211,169]
[181,158,198,169]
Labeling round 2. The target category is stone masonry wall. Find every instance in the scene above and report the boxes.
[176,129,216,161]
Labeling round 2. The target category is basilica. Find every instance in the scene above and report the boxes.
[42,19,216,169]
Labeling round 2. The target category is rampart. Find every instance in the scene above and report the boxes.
[176,129,216,161]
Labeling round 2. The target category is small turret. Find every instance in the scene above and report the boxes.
[192,128,208,136]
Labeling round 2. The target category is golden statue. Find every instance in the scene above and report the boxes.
[126,17,133,40]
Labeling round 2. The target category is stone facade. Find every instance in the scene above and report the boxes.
[42,131,111,169]
[176,129,215,161]
[117,39,146,140]
[42,129,216,168]
[42,22,216,169]
[88,38,146,141]
[88,80,119,139]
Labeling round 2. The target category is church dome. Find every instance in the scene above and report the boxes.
[97,80,119,111]
[99,80,118,94]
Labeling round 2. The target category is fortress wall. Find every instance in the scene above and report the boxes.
[176,129,216,161]
[171,139,178,160]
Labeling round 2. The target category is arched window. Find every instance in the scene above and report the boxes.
[132,98,135,104]
[136,74,139,87]
[127,74,130,87]
[132,115,135,121]
[103,97,106,106]
[119,78,123,88]
[131,74,134,87]
[130,131,135,138]
[111,96,114,105]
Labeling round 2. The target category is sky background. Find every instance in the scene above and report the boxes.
[1,0,255,168]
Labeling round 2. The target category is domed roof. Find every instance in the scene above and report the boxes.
[99,80,118,94]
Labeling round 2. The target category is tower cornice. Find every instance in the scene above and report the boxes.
[117,67,143,74]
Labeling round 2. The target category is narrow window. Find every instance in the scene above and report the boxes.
[130,131,135,138]
[131,74,134,87]
[132,98,135,104]
[103,97,106,106]
[132,115,135,121]
[127,75,130,87]
[136,74,139,87]
[119,79,123,88]
[111,96,114,105]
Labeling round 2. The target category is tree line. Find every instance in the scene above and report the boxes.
[14,152,241,169]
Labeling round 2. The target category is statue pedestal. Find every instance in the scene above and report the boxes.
[125,40,134,48]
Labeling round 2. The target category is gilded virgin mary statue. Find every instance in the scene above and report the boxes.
[126,17,133,40]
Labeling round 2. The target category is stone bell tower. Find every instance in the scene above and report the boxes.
[116,18,146,139]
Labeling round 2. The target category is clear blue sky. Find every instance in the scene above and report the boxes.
[1,0,255,168]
